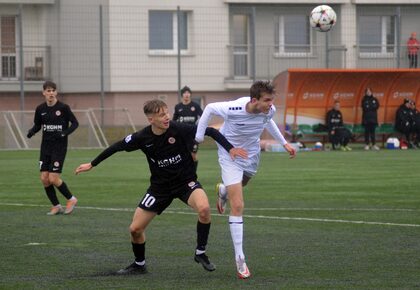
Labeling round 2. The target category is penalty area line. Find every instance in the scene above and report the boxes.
[1,202,419,228]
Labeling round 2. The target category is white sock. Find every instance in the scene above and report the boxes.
[195,249,205,255]
[135,260,145,266]
[229,215,244,261]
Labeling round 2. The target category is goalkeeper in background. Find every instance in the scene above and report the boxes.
[27,80,79,215]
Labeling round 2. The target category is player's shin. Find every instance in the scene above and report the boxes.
[229,215,245,261]
[132,242,146,265]
[57,181,73,199]
[44,185,59,206]
[196,220,210,254]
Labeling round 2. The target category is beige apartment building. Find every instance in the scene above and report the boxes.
[1,0,420,127]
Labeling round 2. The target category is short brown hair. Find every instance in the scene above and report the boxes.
[43,81,57,90]
[143,99,168,115]
[250,80,275,99]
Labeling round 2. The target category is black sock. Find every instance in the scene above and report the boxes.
[57,181,73,200]
[196,221,210,252]
[44,185,59,206]
[132,242,145,263]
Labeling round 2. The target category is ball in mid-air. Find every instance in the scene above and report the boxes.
[309,5,337,32]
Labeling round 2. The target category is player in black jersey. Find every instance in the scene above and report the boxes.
[173,86,203,125]
[27,81,79,215]
[75,99,247,275]
[173,86,203,170]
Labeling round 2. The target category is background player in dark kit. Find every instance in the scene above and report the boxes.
[173,86,204,170]
[27,81,79,215]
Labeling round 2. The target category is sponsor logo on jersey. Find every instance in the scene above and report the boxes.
[56,110,61,116]
[157,154,182,167]
[179,116,196,123]
[168,137,176,144]
[188,181,197,188]
[43,124,63,131]
[125,134,132,143]
[229,106,242,111]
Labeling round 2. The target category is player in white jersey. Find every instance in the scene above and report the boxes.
[195,80,296,279]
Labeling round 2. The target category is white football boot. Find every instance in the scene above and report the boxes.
[215,183,228,214]
[236,257,251,279]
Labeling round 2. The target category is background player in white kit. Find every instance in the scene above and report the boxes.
[195,80,296,279]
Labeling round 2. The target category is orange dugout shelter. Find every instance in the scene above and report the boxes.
[272,69,420,127]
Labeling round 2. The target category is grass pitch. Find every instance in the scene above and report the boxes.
[0,148,419,289]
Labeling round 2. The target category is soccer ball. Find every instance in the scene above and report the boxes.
[309,5,337,32]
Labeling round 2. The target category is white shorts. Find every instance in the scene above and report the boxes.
[218,153,260,186]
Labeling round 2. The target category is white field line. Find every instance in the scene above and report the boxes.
[1,202,419,228]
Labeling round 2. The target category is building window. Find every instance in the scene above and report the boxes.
[1,15,17,79]
[358,15,395,56]
[277,15,311,56]
[149,10,188,54]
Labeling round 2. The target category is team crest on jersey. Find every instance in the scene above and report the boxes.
[168,137,176,144]
[125,134,132,143]
[55,110,61,116]
[191,106,196,112]
[54,161,60,167]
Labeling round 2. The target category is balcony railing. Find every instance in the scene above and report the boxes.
[227,44,415,80]
[0,46,51,81]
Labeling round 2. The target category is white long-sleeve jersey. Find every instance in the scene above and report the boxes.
[195,97,287,158]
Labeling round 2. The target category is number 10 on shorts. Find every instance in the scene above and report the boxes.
[141,193,156,208]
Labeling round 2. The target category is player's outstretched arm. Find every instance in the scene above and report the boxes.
[75,139,128,175]
[75,163,93,175]
[195,102,226,143]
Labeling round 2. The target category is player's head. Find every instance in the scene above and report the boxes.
[365,87,372,96]
[333,100,340,110]
[250,81,275,100]
[42,80,58,105]
[249,81,275,114]
[180,86,192,104]
[411,32,417,39]
[143,100,170,131]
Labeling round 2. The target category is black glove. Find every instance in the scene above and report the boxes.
[27,130,34,139]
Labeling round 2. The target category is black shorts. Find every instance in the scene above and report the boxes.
[137,180,203,215]
[39,146,67,173]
